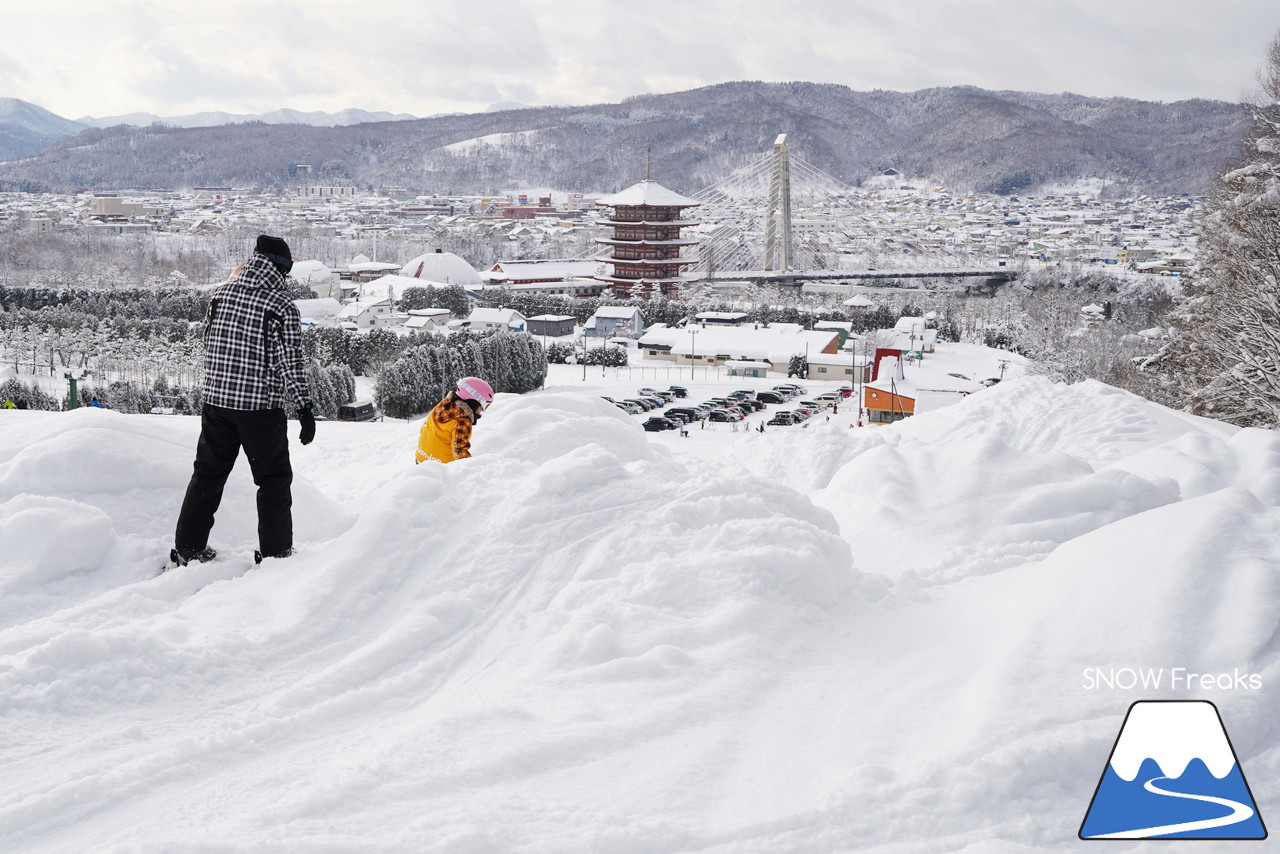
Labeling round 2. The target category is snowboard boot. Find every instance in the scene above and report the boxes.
[254,547,295,565]
[170,547,217,568]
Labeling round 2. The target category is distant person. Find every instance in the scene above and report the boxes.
[416,377,494,464]
[2,398,13,410]
[89,398,102,408]
[172,235,314,568]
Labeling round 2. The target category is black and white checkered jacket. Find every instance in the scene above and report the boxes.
[200,253,312,411]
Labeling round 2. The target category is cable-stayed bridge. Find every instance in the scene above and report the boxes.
[687,134,1015,284]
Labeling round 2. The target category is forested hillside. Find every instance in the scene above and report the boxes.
[0,83,1249,196]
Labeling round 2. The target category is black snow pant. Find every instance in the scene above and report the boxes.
[175,404,293,557]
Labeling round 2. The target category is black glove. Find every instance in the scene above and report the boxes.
[297,403,316,445]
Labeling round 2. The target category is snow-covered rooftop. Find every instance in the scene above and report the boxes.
[597,179,701,209]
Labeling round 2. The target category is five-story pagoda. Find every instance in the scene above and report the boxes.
[594,179,700,298]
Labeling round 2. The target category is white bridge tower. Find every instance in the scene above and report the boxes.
[763,133,794,272]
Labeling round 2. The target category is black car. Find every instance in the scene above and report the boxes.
[757,391,785,405]
[667,385,689,398]
[338,402,380,422]
[643,416,677,432]
[666,407,699,422]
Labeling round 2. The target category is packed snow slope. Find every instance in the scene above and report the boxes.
[1,377,1277,853]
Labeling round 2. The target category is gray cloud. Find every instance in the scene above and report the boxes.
[4,0,1279,118]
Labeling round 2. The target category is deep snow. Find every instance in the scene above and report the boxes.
[1,361,1277,852]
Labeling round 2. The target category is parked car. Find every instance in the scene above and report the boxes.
[639,387,660,396]
[708,408,744,422]
[655,390,676,402]
[737,398,764,412]
[797,401,822,414]
[836,386,854,399]
[626,398,655,411]
[664,412,690,425]
[643,416,678,432]
[338,402,380,422]
[814,393,841,406]
[757,391,786,404]
[767,414,795,426]
[616,401,644,415]
[666,407,699,422]
[789,409,812,422]
[777,383,806,395]
[667,385,689,398]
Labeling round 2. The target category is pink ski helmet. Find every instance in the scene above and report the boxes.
[456,376,494,406]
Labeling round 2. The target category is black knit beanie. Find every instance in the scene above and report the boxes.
[255,234,293,274]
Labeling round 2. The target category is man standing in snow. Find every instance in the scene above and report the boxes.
[172,235,314,567]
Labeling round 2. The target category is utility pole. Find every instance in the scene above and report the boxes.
[688,327,699,382]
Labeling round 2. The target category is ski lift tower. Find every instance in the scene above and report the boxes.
[763,134,794,272]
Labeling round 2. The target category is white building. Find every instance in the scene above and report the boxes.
[466,307,526,333]
[399,250,483,287]
[637,326,840,373]
[587,306,645,338]
[337,297,395,330]
[404,308,453,332]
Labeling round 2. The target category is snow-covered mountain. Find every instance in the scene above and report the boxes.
[0,98,87,161]
[76,106,421,129]
[1,370,1276,851]
[0,84,1248,193]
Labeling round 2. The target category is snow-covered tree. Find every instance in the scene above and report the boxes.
[1161,32,1280,425]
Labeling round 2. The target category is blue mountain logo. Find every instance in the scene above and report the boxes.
[1080,700,1266,840]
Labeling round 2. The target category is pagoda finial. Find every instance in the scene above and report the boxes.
[646,146,652,181]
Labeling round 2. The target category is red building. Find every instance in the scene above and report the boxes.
[594,180,700,299]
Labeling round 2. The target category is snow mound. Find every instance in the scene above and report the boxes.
[1,381,1279,852]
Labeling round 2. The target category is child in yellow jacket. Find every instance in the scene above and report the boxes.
[415,376,494,464]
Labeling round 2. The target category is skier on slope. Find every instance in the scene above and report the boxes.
[415,377,493,464]
[171,235,314,567]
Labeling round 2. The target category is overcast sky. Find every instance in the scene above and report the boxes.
[3,0,1278,120]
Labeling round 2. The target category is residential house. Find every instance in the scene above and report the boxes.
[404,308,454,332]
[588,306,644,338]
[527,315,577,338]
[337,297,395,330]
[467,307,526,333]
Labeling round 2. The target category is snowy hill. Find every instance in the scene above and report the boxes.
[1,376,1277,852]
[0,98,87,161]
[75,107,421,129]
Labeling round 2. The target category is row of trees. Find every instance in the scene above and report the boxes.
[375,332,547,419]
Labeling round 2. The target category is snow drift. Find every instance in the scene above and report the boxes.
[0,379,1277,852]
